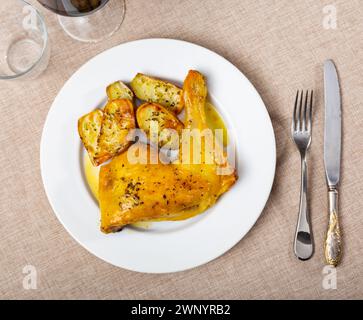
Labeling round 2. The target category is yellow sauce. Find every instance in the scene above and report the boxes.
[205,102,229,147]
[84,155,100,201]
[83,102,228,225]
[154,207,208,221]
[131,221,152,229]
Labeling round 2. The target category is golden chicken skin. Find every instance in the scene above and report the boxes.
[99,70,237,233]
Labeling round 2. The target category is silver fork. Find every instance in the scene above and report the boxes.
[291,90,314,260]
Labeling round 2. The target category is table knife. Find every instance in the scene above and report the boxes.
[323,59,342,266]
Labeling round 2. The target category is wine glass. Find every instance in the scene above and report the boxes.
[37,0,126,43]
[0,0,49,80]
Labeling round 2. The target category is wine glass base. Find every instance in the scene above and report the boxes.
[58,0,126,43]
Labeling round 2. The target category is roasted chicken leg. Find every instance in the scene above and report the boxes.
[99,71,237,233]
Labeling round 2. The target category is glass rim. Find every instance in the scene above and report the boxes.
[0,0,49,80]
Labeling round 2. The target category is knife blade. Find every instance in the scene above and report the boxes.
[323,59,342,266]
[324,60,341,187]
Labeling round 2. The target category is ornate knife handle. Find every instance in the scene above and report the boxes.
[324,188,342,266]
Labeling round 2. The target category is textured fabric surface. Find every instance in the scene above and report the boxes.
[0,0,362,299]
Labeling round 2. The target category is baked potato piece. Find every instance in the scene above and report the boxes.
[136,103,184,147]
[106,80,134,101]
[130,73,183,114]
[78,109,108,166]
[78,99,136,167]
[98,99,136,159]
[78,109,105,166]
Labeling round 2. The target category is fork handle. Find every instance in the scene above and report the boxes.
[294,156,314,260]
[324,188,342,266]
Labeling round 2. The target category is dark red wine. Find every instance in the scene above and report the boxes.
[38,0,109,17]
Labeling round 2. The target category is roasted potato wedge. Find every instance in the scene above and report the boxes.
[106,80,134,101]
[130,73,183,114]
[98,99,136,159]
[78,109,104,166]
[136,103,184,147]
[78,99,136,166]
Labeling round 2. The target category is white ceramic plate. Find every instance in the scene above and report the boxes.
[40,39,276,273]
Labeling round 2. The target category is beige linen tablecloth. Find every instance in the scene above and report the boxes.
[1,0,362,299]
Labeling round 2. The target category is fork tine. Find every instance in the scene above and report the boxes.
[292,90,299,131]
[297,90,303,131]
[307,90,313,131]
[303,90,308,130]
